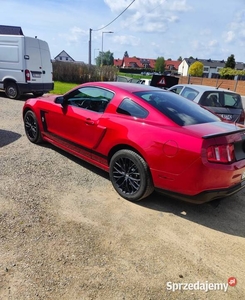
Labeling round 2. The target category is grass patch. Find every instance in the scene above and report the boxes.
[49,75,152,95]
[50,81,79,95]
[118,72,152,80]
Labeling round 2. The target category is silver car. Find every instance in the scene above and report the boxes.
[168,84,245,124]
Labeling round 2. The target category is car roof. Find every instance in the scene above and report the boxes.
[173,84,238,94]
[83,81,163,93]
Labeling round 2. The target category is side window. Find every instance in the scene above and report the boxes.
[170,86,183,94]
[117,98,148,118]
[199,92,221,107]
[181,87,198,100]
[66,87,114,112]
[223,92,242,108]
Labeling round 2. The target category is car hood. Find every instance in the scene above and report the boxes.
[185,121,245,138]
[38,94,61,102]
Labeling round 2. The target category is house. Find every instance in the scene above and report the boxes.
[165,60,181,74]
[114,56,181,74]
[178,58,245,78]
[114,58,123,68]
[54,50,75,62]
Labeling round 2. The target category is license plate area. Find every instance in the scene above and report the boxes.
[31,72,41,78]
[218,113,233,121]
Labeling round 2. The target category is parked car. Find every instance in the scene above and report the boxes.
[0,25,54,99]
[168,84,245,124]
[23,82,245,203]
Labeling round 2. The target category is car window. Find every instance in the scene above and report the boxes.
[66,87,114,113]
[199,92,221,107]
[170,86,183,94]
[199,91,242,108]
[117,98,149,118]
[223,92,242,108]
[181,87,199,100]
[134,90,221,126]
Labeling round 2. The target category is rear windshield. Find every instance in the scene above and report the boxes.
[199,91,242,108]
[134,90,221,126]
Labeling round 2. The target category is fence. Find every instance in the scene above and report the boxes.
[178,76,245,96]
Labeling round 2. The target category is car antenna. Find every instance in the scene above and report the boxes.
[216,82,223,89]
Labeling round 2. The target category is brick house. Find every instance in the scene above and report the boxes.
[114,56,181,74]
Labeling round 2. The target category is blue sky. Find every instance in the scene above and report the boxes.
[1,0,245,64]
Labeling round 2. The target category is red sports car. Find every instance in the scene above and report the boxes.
[23,82,245,203]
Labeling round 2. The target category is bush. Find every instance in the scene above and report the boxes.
[52,61,118,83]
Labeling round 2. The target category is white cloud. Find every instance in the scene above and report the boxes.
[104,0,191,33]
[224,31,235,43]
[113,35,141,46]
[59,27,87,44]
[1,0,245,63]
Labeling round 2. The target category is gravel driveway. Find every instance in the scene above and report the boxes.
[0,92,245,300]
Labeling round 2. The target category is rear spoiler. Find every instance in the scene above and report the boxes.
[203,128,245,139]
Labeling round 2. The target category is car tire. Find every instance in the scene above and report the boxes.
[5,82,20,99]
[24,110,43,144]
[109,149,154,201]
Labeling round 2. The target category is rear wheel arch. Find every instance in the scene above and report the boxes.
[108,144,145,165]
[108,145,154,201]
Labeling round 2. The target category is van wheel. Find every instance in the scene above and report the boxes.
[5,83,20,99]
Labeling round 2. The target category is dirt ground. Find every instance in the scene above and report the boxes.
[0,93,245,300]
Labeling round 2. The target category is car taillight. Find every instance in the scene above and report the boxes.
[239,110,245,124]
[207,144,235,163]
[25,69,30,82]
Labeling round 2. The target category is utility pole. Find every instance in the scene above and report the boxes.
[88,28,92,65]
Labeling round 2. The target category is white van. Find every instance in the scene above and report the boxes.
[0,25,54,99]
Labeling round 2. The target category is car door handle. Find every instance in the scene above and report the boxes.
[85,118,95,125]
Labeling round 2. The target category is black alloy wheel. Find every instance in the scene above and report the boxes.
[24,110,42,144]
[109,149,154,201]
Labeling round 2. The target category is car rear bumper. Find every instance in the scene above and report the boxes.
[155,180,245,204]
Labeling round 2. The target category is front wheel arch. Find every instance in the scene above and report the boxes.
[23,110,43,144]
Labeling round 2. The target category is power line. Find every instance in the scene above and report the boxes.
[93,0,136,31]
[88,0,136,64]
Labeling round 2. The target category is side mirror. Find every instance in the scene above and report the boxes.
[55,96,66,107]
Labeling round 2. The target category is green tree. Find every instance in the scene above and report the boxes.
[225,54,236,69]
[155,56,165,73]
[96,50,114,66]
[177,56,182,61]
[188,61,204,77]
[218,67,245,79]
[124,51,129,57]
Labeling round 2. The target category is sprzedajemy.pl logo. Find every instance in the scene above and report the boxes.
[166,277,237,293]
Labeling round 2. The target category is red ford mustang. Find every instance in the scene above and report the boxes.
[23,82,245,203]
